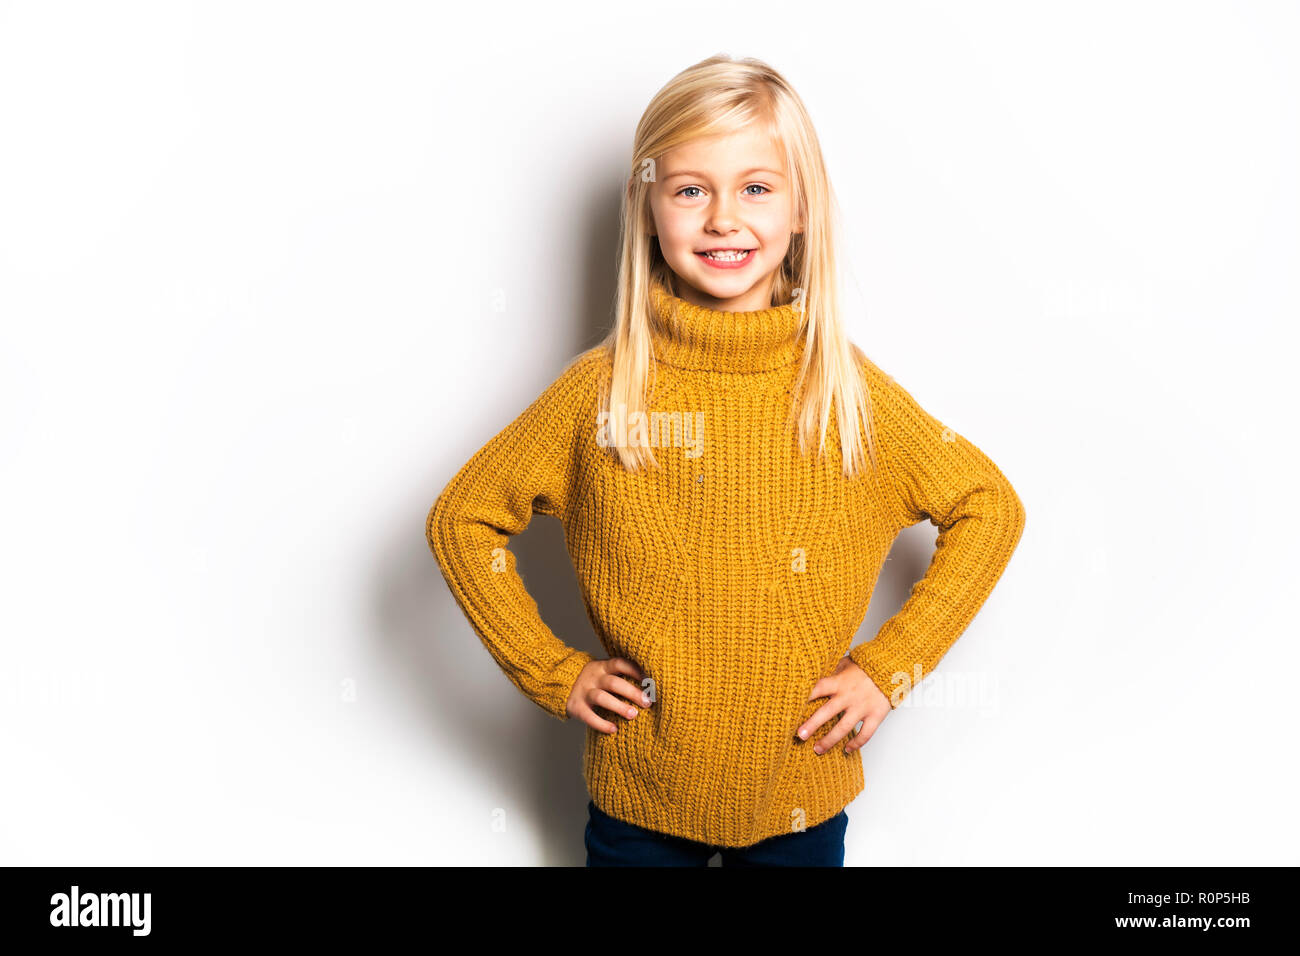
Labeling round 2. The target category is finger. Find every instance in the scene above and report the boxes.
[807,674,834,702]
[815,710,868,755]
[796,698,844,744]
[844,714,881,754]
[606,657,655,706]
[604,672,654,708]
[576,700,618,734]
[606,656,646,683]
[842,712,883,759]
[594,689,640,720]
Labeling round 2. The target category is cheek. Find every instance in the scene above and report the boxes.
[755,234,791,259]
[753,214,795,250]
[649,222,685,255]
[660,217,701,246]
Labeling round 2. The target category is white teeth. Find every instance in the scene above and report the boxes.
[702,249,751,261]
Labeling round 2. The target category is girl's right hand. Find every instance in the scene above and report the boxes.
[566,657,654,733]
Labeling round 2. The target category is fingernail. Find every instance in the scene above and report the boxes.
[798,729,807,740]
[626,708,636,718]
[813,745,822,754]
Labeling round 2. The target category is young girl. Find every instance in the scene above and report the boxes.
[427,55,1026,866]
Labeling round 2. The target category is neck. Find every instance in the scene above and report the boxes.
[648,279,807,373]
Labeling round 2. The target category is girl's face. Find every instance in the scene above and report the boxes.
[649,128,801,313]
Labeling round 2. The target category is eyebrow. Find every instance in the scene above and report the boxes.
[662,167,786,181]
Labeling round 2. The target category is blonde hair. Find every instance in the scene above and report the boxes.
[600,53,877,479]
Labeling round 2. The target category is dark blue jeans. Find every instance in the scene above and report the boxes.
[584,799,848,866]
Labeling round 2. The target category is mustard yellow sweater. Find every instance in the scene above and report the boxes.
[426,281,1026,848]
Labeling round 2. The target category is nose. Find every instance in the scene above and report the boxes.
[706,193,738,234]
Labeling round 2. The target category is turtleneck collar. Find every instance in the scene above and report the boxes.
[648,280,807,373]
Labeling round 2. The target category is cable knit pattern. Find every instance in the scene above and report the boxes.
[426,280,1026,847]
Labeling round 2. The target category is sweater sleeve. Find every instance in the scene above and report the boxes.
[850,358,1027,708]
[425,353,598,721]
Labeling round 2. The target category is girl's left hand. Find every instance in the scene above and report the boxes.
[797,656,891,755]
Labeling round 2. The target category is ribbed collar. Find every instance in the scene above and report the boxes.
[648,280,807,373]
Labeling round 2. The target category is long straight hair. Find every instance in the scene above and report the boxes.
[601,54,877,479]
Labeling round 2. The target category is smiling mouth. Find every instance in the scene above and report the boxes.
[696,249,754,261]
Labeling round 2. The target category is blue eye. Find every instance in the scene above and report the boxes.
[674,184,771,198]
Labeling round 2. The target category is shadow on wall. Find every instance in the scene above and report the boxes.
[405,206,625,865]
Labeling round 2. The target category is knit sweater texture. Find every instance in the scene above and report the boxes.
[426,280,1026,848]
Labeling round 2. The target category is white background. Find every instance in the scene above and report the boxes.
[2,0,1295,865]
